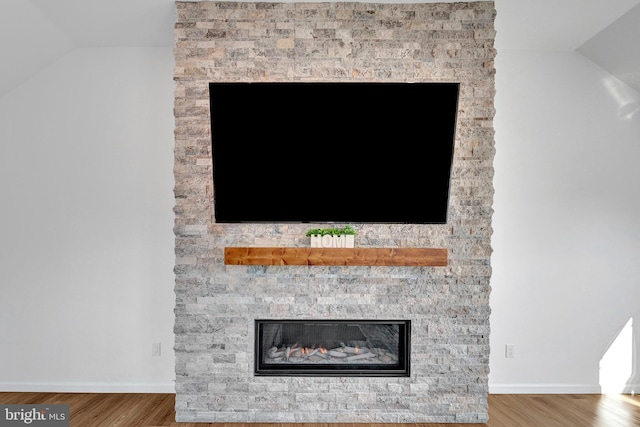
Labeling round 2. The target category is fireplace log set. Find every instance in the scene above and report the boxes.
[265,342,399,365]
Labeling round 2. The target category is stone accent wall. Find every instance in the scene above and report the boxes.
[173,1,496,423]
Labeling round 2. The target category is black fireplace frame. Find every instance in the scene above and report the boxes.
[254,319,411,377]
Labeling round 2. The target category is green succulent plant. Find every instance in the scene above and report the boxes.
[305,225,357,237]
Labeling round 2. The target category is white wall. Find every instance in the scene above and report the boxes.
[0,43,638,396]
[490,49,640,393]
[0,47,176,392]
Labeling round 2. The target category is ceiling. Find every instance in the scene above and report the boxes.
[1,0,639,97]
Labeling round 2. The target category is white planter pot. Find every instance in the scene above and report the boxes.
[309,234,355,248]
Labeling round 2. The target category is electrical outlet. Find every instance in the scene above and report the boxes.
[152,342,162,357]
[505,344,515,358]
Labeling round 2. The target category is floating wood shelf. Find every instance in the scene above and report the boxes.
[224,247,448,267]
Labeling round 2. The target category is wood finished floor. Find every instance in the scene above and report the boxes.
[1,393,639,427]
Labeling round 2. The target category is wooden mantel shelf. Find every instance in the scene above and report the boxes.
[224,247,448,267]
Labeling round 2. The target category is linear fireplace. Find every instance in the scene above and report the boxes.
[255,320,410,377]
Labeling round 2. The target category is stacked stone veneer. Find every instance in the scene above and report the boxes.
[173,1,496,423]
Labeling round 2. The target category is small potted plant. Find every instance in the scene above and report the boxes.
[306,225,356,248]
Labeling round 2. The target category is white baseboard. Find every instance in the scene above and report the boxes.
[0,382,175,394]
[490,383,640,394]
[3,382,636,396]
[489,384,602,394]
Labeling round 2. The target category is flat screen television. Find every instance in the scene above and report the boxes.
[209,82,459,224]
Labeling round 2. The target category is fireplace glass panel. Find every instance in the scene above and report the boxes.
[255,320,410,376]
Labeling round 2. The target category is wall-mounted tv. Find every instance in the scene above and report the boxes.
[209,82,459,224]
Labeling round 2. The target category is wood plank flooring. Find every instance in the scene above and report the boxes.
[1,392,639,426]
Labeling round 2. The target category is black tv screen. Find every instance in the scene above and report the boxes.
[209,82,459,224]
